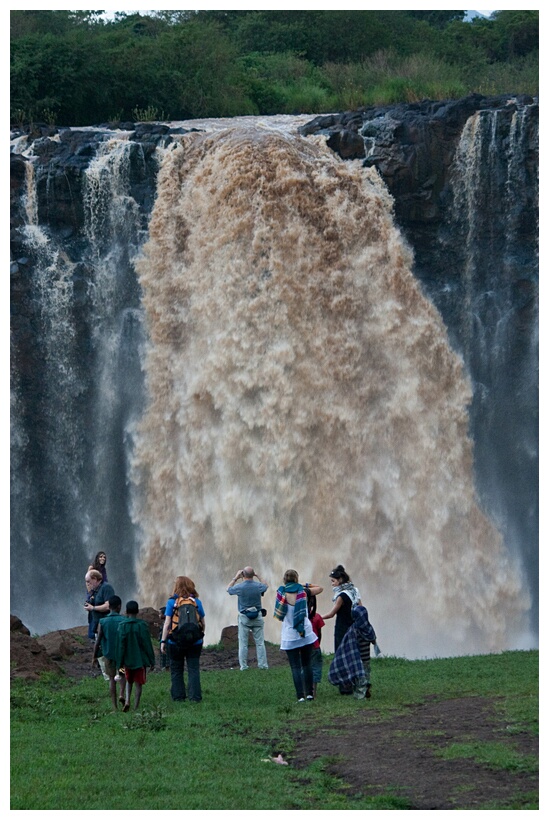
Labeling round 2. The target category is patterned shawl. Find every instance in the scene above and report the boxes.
[273,582,308,636]
[328,606,377,687]
[331,581,361,606]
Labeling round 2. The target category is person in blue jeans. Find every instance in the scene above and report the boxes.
[160,576,205,702]
[274,569,323,702]
[227,566,269,670]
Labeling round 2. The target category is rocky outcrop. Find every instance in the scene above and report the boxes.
[36,630,80,660]
[300,94,537,227]
[220,625,239,648]
[10,610,162,680]
[11,629,65,680]
[11,615,30,635]
[9,616,281,680]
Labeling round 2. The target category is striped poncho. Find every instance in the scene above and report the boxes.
[273,582,308,637]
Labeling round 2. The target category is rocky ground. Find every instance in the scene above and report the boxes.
[10,611,287,680]
[11,614,537,810]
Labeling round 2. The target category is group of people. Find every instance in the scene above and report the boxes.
[273,565,379,701]
[85,553,379,711]
[85,554,155,711]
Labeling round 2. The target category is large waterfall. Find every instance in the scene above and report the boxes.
[10,104,537,657]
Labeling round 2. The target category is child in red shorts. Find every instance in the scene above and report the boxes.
[116,600,156,711]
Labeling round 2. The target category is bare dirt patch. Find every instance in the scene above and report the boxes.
[292,695,538,810]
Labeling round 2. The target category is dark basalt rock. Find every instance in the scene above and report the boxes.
[301,94,537,228]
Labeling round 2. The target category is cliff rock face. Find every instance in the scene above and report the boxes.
[10,96,538,637]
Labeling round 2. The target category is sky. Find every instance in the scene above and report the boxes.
[5,3,510,17]
[99,9,496,19]
[95,7,499,21]
[6,3,537,24]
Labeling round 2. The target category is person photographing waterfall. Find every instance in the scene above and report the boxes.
[85,552,108,639]
[227,566,269,670]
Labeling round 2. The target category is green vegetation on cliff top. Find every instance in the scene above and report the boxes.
[10,9,538,126]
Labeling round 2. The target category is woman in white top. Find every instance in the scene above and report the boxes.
[274,569,323,701]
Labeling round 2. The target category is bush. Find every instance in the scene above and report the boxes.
[321,50,466,108]
[132,105,167,122]
[460,51,539,97]
[240,51,334,115]
[283,82,335,114]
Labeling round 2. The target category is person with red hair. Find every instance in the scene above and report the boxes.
[160,576,205,702]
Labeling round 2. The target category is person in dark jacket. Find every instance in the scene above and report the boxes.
[85,553,109,639]
[84,569,115,680]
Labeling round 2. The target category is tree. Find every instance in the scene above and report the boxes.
[406,11,465,29]
[11,10,104,39]
[486,10,539,60]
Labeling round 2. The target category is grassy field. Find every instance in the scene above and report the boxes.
[11,649,538,810]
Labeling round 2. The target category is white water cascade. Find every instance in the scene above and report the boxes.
[445,105,538,627]
[10,135,149,630]
[131,122,530,657]
[82,139,148,556]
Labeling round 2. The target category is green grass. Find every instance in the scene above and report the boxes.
[436,740,538,773]
[11,649,538,810]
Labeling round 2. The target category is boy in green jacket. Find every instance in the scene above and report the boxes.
[116,600,156,711]
[92,595,127,710]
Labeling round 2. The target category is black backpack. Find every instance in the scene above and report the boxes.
[169,597,203,647]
